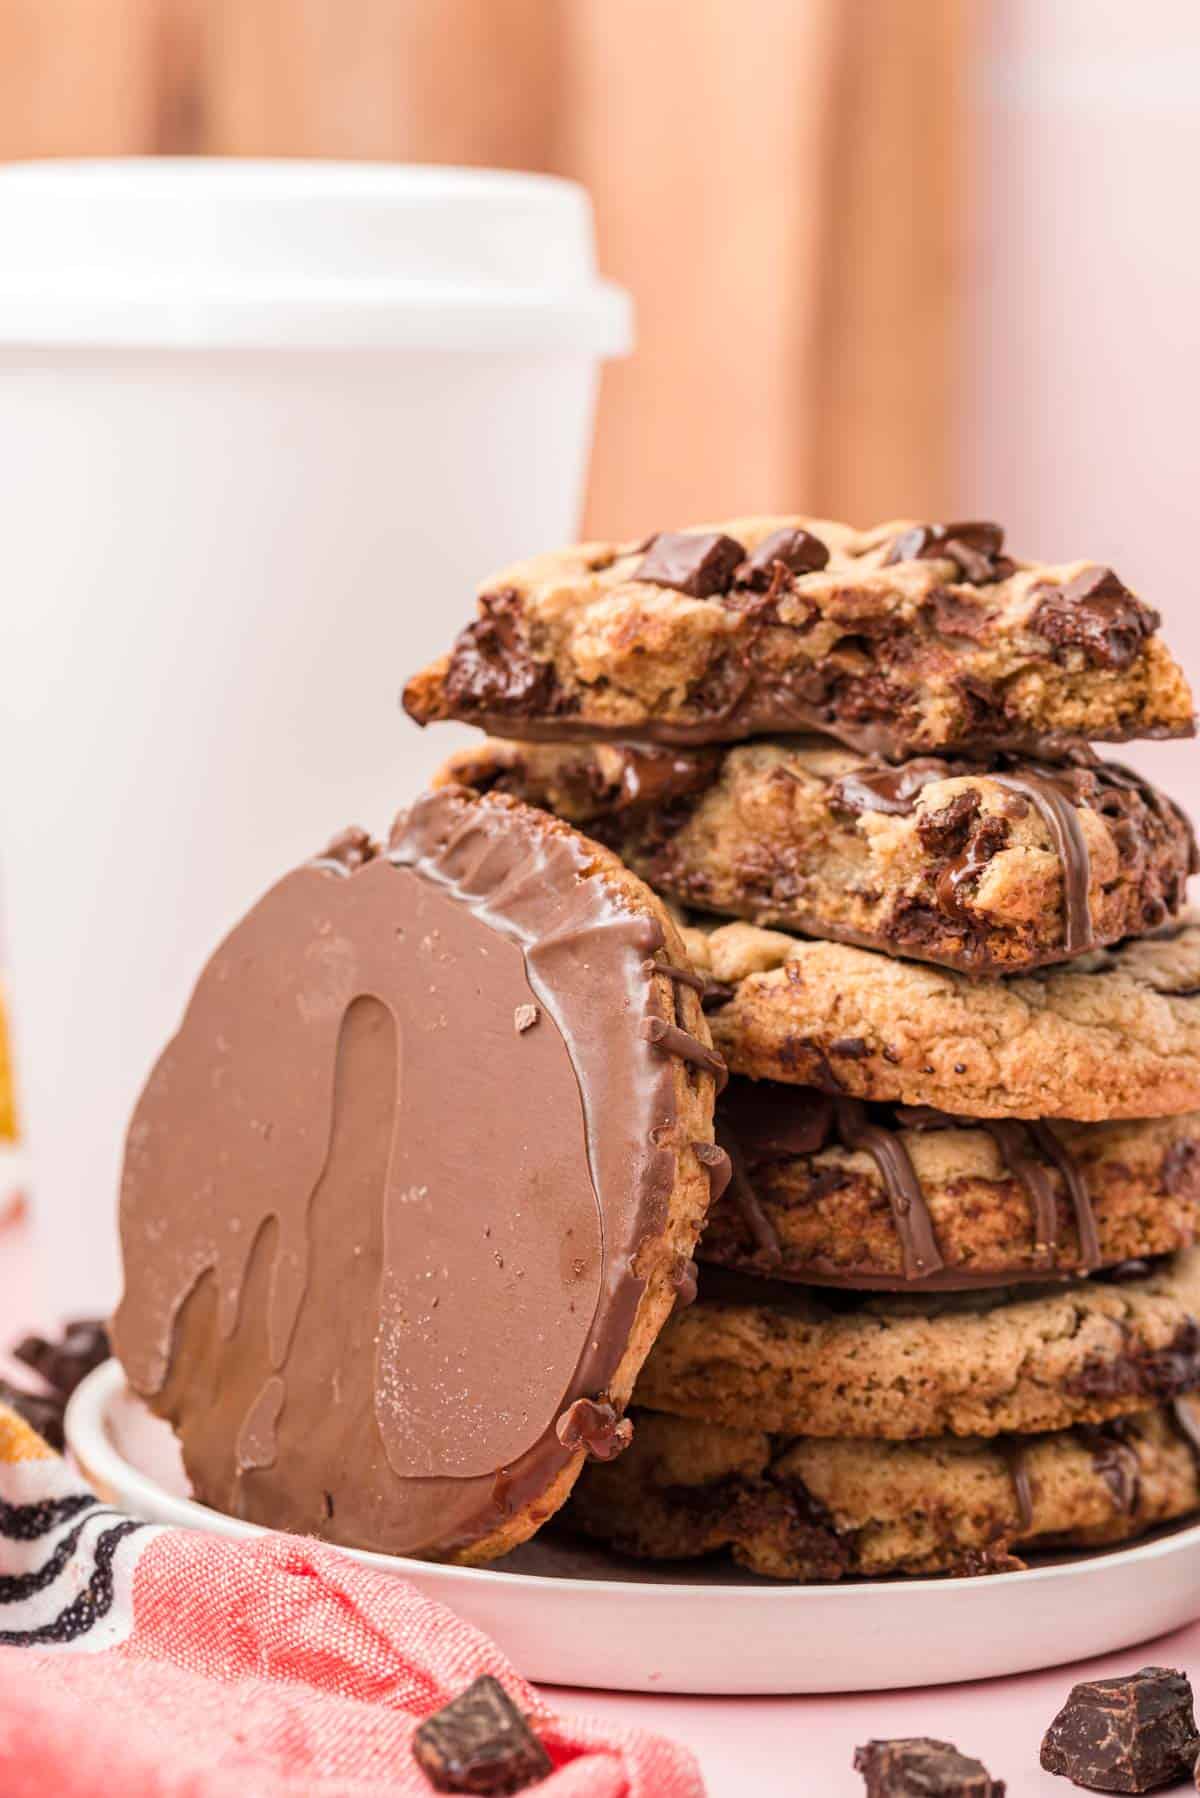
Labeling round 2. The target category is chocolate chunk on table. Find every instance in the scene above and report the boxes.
[854,1736,1005,1795]
[1040,1665,1199,1792]
[412,1675,552,1793]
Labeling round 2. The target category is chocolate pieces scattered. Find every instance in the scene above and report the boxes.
[1040,1666,1199,1792]
[412,1675,552,1794]
[854,1736,1005,1796]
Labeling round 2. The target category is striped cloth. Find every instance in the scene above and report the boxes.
[0,1404,703,1796]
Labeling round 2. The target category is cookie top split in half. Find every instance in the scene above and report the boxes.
[403,516,1195,759]
[112,787,723,1563]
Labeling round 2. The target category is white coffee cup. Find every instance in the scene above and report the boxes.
[0,159,631,1309]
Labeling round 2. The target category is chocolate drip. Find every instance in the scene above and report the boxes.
[716,1125,783,1265]
[998,1438,1035,1534]
[554,1398,633,1462]
[641,1016,728,1089]
[692,1139,733,1203]
[906,1107,1097,1275]
[991,771,1094,954]
[1028,1121,1101,1270]
[833,1098,944,1280]
[645,958,708,994]
[980,1121,1059,1264]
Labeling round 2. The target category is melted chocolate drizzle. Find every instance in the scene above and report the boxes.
[833,1099,943,1280]
[646,958,708,994]
[720,1082,1098,1289]
[641,1017,728,1089]
[715,1125,783,1265]
[991,770,1094,955]
[998,1438,1035,1534]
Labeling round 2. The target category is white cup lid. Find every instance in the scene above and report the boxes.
[0,159,633,352]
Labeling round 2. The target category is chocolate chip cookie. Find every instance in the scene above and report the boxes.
[403,517,1195,758]
[638,1249,1200,1439]
[112,787,725,1564]
[705,1080,1200,1286]
[440,738,1195,975]
[689,915,1200,1120]
[564,1401,1200,1579]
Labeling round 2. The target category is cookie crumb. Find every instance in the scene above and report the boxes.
[514,1004,540,1034]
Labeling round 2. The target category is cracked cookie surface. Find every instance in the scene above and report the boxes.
[564,1401,1200,1579]
[439,737,1195,975]
[687,914,1200,1120]
[404,515,1195,758]
[638,1248,1200,1439]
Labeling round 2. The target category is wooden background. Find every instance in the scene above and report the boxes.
[0,0,970,534]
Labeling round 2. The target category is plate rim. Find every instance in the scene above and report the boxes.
[66,1358,1200,1605]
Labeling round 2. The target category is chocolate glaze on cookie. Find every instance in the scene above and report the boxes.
[113,787,719,1560]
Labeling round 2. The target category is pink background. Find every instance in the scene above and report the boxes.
[966,0,1199,815]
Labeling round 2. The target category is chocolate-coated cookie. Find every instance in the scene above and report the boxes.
[113,788,724,1563]
[403,516,1194,758]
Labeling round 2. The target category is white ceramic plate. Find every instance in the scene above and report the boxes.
[67,1360,1200,1696]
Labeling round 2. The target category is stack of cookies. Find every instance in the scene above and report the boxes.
[407,513,1200,1579]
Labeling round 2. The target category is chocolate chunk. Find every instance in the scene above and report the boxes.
[854,1736,1005,1795]
[634,530,745,598]
[917,789,982,854]
[1040,1666,1199,1793]
[412,1675,552,1794]
[740,526,830,584]
[883,521,1009,584]
[13,1317,110,1401]
[829,760,960,820]
[721,1077,834,1160]
[0,1378,65,1450]
[442,588,562,717]
[1032,568,1160,671]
